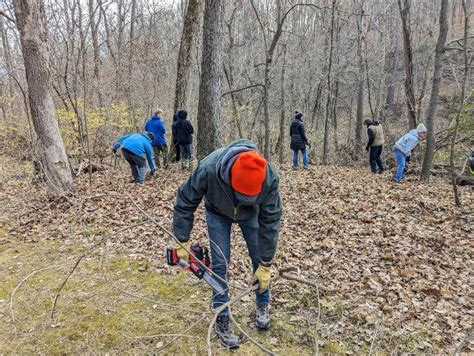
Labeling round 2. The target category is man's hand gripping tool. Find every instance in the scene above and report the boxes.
[166,243,224,295]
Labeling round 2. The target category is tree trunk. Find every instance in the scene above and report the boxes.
[278,43,287,164]
[386,18,400,107]
[421,0,449,181]
[174,0,202,112]
[196,0,223,159]
[398,0,417,129]
[354,1,365,159]
[13,0,73,194]
[322,0,336,165]
[449,0,469,206]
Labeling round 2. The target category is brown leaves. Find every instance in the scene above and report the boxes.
[1,164,473,353]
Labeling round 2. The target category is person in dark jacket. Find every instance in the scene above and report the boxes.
[364,118,385,174]
[173,140,281,349]
[171,114,180,162]
[112,133,156,183]
[145,109,168,168]
[174,109,194,169]
[290,111,310,169]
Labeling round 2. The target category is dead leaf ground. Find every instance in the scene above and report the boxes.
[0,156,472,354]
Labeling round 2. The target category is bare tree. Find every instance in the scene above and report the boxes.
[322,0,336,165]
[449,0,470,206]
[421,0,449,181]
[354,0,365,159]
[174,0,202,112]
[12,0,73,194]
[196,0,224,159]
[398,0,417,129]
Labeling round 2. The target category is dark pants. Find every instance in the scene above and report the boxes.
[122,148,146,183]
[206,209,270,317]
[179,144,192,169]
[369,145,384,173]
[152,144,168,168]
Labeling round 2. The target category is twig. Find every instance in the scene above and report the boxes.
[49,221,150,322]
[368,323,380,355]
[280,272,330,292]
[106,281,209,315]
[207,284,260,356]
[229,308,277,355]
[10,265,62,322]
[123,192,244,291]
[156,314,209,353]
[50,253,86,320]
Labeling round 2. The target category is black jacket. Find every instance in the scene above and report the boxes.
[174,113,194,145]
[290,118,308,150]
[173,140,281,262]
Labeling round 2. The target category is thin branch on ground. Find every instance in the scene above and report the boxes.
[228,308,277,355]
[49,221,150,322]
[10,265,62,322]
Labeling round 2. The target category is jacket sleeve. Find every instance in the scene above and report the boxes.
[173,165,207,242]
[187,121,194,134]
[144,142,155,171]
[299,123,308,145]
[144,120,150,132]
[159,120,166,134]
[257,178,282,263]
[113,134,131,150]
[367,128,375,147]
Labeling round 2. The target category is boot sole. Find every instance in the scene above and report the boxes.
[218,339,240,349]
[255,321,271,330]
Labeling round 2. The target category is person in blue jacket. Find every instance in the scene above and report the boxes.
[392,123,428,183]
[145,109,168,168]
[113,132,156,183]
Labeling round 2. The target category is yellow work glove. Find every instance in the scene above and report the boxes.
[176,242,190,261]
[253,264,272,293]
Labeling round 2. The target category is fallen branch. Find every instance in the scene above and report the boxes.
[49,221,150,322]
[10,265,62,322]
[229,308,277,355]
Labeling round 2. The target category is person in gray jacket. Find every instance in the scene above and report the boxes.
[172,140,281,349]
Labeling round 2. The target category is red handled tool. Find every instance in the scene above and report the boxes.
[166,243,224,295]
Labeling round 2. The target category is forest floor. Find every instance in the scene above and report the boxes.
[0,155,472,354]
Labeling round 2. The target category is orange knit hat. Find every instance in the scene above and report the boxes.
[231,151,267,196]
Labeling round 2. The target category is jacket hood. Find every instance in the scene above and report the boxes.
[151,114,161,120]
[370,120,380,126]
[217,139,259,182]
[177,110,188,121]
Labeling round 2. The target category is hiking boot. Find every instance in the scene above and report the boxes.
[255,304,271,330]
[215,314,240,349]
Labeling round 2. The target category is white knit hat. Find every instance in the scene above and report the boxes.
[416,123,428,133]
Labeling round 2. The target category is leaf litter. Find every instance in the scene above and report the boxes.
[1,162,472,353]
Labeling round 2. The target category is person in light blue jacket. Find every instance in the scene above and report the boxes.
[392,123,428,183]
[113,133,156,183]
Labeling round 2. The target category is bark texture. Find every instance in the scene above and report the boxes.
[398,0,417,129]
[13,0,73,194]
[174,0,202,112]
[196,0,223,159]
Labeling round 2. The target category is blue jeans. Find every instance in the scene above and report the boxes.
[206,209,270,316]
[122,149,146,183]
[293,148,308,167]
[393,149,406,183]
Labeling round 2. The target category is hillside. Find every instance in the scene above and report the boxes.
[0,159,472,354]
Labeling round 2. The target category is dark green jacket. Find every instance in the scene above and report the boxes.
[173,140,281,262]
